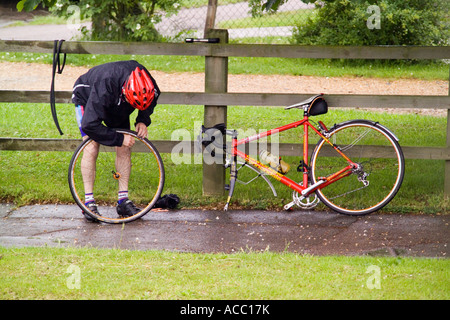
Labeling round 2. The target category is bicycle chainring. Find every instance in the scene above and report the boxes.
[292,182,320,209]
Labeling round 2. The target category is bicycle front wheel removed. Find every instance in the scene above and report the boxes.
[68,129,165,223]
[311,120,404,216]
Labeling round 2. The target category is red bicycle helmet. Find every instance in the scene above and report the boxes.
[123,67,155,110]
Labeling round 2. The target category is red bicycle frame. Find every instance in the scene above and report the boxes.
[230,115,356,197]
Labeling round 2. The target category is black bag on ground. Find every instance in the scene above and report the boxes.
[154,194,180,209]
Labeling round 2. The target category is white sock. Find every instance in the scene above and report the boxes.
[118,190,128,204]
[85,193,94,205]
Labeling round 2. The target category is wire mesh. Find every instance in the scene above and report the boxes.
[155,0,315,43]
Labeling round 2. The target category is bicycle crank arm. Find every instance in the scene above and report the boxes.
[283,201,296,211]
[301,180,326,197]
[284,180,326,211]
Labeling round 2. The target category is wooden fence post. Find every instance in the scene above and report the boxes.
[203,29,228,196]
[445,68,450,199]
[204,0,218,36]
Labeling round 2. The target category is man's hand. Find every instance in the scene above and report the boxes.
[122,134,135,147]
[135,122,148,139]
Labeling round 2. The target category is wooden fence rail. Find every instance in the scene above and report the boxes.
[0,37,449,197]
[1,40,449,59]
[0,90,448,110]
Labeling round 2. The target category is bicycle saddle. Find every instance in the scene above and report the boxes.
[285,94,323,110]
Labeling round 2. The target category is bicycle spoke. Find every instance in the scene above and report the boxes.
[339,127,371,152]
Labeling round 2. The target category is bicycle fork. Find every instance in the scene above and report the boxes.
[224,129,240,211]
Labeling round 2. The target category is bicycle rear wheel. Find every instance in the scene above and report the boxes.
[68,129,165,223]
[310,120,404,215]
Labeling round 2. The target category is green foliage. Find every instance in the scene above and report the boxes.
[17,0,181,41]
[16,0,56,12]
[52,0,181,41]
[292,0,449,46]
[248,0,289,17]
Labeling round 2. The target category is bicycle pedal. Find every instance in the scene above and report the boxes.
[283,201,296,211]
[224,184,230,190]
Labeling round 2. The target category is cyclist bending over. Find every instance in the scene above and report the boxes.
[72,60,160,221]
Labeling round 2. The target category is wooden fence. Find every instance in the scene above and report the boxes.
[1,31,449,198]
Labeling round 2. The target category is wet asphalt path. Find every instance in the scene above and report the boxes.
[0,203,448,258]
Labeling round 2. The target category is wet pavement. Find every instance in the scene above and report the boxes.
[0,203,448,258]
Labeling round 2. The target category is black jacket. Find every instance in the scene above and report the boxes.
[72,60,160,146]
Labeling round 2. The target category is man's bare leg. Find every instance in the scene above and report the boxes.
[80,137,99,198]
[115,144,141,217]
[115,145,132,199]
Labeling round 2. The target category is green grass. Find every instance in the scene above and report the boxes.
[5,15,71,27]
[0,246,448,299]
[0,103,448,214]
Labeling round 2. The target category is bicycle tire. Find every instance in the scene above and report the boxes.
[68,129,165,224]
[310,120,404,216]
